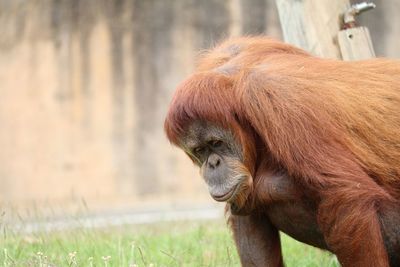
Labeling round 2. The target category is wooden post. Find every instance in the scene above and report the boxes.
[275,0,376,61]
[275,0,350,59]
[337,2,376,60]
[338,27,375,60]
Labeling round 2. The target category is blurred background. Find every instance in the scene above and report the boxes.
[0,0,399,222]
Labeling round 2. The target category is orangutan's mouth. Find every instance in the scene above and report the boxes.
[210,183,240,202]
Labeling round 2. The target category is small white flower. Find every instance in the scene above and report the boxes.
[102,255,111,261]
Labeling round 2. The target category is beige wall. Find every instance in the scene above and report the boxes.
[0,0,282,215]
[0,0,398,216]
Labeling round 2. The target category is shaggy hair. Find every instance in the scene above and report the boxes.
[165,36,400,266]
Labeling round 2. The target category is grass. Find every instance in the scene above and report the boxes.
[0,219,338,267]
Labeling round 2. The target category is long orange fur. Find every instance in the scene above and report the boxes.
[165,36,400,266]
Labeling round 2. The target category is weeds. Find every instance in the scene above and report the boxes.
[0,220,337,267]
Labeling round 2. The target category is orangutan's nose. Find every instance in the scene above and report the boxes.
[207,153,221,169]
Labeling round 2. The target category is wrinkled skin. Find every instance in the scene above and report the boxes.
[181,121,250,208]
[181,121,400,267]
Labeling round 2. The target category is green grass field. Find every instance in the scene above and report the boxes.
[1,220,338,267]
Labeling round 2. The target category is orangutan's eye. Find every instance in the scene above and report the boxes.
[193,146,205,155]
[209,140,223,148]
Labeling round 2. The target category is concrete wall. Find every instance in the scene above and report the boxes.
[0,0,398,216]
[0,0,281,214]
